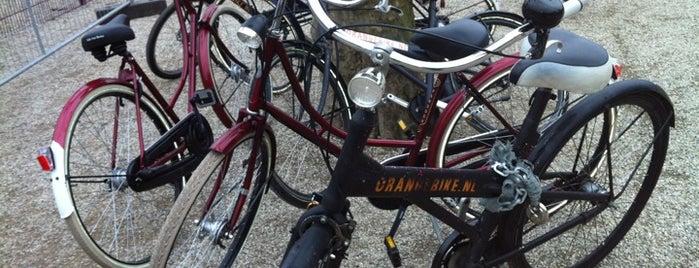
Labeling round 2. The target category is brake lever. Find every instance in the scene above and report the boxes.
[374,0,403,16]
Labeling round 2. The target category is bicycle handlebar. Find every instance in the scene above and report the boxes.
[307,0,591,74]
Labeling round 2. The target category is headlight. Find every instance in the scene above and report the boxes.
[237,15,268,49]
[348,67,385,109]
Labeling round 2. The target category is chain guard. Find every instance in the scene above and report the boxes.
[126,112,213,192]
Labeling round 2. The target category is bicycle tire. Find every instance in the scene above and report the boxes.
[55,82,172,267]
[199,5,254,128]
[427,13,597,243]
[280,224,337,268]
[498,79,673,267]
[265,41,352,209]
[150,131,275,267]
[145,2,204,79]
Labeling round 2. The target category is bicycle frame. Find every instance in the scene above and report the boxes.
[210,38,516,162]
[283,88,614,266]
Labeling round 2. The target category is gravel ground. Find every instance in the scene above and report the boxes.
[1,0,698,267]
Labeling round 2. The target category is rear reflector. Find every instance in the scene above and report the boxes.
[37,147,54,171]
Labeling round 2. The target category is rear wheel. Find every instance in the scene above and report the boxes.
[499,81,673,267]
[61,83,172,267]
[150,131,274,267]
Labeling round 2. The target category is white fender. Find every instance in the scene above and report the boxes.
[49,141,75,219]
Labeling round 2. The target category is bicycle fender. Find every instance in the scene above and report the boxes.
[425,89,468,167]
[49,79,129,219]
[47,141,74,219]
[51,78,129,147]
[529,79,675,168]
[209,120,275,154]
[469,56,518,89]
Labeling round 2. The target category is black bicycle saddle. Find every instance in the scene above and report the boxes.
[81,14,135,52]
[404,18,490,61]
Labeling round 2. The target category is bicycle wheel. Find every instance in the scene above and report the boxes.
[145,2,208,79]
[199,5,255,127]
[266,41,352,208]
[150,131,274,267]
[498,80,673,267]
[280,224,338,268]
[59,83,172,266]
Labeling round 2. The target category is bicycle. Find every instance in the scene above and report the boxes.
[277,0,674,267]
[266,7,590,210]
[145,0,500,79]
[35,0,255,266]
[147,0,637,267]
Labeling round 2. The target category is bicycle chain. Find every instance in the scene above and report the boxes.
[481,141,543,214]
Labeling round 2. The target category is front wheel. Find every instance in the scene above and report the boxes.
[280,225,337,268]
[264,41,352,208]
[150,130,274,267]
[498,80,674,267]
[58,82,172,266]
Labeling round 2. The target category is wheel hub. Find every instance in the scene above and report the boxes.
[195,218,230,247]
[108,168,128,192]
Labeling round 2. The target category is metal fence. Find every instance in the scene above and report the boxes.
[0,0,131,86]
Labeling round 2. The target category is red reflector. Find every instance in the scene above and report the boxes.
[613,64,623,80]
[37,147,54,171]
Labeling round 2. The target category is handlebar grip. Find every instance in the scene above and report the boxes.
[562,0,588,19]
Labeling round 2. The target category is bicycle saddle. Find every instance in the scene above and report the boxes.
[509,28,613,94]
[81,14,135,52]
[403,18,489,61]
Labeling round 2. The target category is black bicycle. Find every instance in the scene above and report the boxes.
[279,0,675,267]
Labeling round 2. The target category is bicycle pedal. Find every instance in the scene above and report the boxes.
[191,89,217,108]
[384,235,402,268]
[397,119,415,140]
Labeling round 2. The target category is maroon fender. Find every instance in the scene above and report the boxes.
[209,119,276,154]
[425,89,467,167]
[51,78,133,147]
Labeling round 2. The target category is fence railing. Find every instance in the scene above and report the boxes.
[0,0,133,87]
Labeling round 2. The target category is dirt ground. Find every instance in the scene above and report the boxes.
[1,0,698,267]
